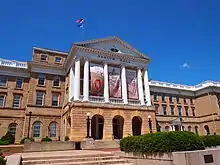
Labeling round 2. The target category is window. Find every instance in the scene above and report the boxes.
[184,98,187,104]
[52,94,59,106]
[170,106,175,115]
[161,95,165,102]
[8,123,17,137]
[178,107,182,116]
[53,76,60,87]
[36,92,44,106]
[190,98,193,104]
[155,105,159,114]
[0,95,5,107]
[154,94,158,101]
[33,121,41,137]
[49,122,57,137]
[169,96,173,103]
[188,126,192,132]
[0,76,7,87]
[192,107,195,116]
[185,107,189,116]
[195,126,199,134]
[55,57,61,63]
[176,97,180,103]
[38,74,45,86]
[16,78,23,89]
[13,95,21,108]
[40,54,48,62]
[163,106,167,115]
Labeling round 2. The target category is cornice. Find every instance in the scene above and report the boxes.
[75,46,149,64]
[33,47,68,56]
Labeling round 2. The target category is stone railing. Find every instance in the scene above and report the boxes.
[109,98,124,104]
[89,96,105,103]
[128,99,141,105]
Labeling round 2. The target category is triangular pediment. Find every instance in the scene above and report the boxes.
[74,36,150,60]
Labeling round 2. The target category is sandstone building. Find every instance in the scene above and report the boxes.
[0,37,219,143]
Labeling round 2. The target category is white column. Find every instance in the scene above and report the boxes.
[144,69,151,106]
[74,58,80,101]
[69,67,75,102]
[137,68,145,105]
[121,65,128,104]
[83,59,89,101]
[170,126,173,131]
[104,63,110,102]
[172,125,175,131]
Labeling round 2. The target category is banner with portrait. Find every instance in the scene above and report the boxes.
[90,64,104,96]
[126,69,138,99]
[108,66,122,98]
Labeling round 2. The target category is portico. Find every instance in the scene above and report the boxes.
[63,37,155,141]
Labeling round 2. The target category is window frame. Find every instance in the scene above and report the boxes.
[33,121,41,137]
[154,94,158,101]
[53,76,60,87]
[49,122,57,137]
[163,106,167,115]
[40,54,48,62]
[15,77,23,89]
[36,92,45,106]
[0,76,7,88]
[38,74,46,86]
[52,94,59,106]
[13,95,22,108]
[55,57,62,64]
[0,94,5,107]
[178,106,182,116]
[185,107,189,116]
[170,106,175,115]
[192,107,195,116]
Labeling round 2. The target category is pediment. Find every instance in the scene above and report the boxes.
[74,36,150,60]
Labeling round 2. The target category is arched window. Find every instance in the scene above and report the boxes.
[195,126,199,135]
[8,123,17,137]
[204,125,210,135]
[49,122,57,137]
[33,121,41,137]
[188,126,192,132]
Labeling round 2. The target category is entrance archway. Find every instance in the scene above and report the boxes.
[91,115,104,140]
[204,125,210,135]
[112,115,124,139]
[132,116,142,136]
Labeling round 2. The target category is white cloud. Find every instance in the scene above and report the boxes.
[180,63,190,69]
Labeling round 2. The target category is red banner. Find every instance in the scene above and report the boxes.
[126,69,138,99]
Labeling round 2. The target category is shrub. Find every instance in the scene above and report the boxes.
[41,136,52,142]
[1,132,15,144]
[200,135,220,148]
[20,137,35,144]
[0,152,6,165]
[120,131,205,154]
[65,136,70,141]
[0,140,10,145]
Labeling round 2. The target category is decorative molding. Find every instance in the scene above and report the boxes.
[31,67,65,75]
[33,47,68,55]
[0,68,30,77]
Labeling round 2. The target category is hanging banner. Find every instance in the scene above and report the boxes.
[108,66,122,98]
[126,69,138,99]
[90,64,104,96]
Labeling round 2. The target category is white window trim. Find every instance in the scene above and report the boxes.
[36,92,45,106]
[0,76,8,88]
[13,95,22,108]
[53,76,60,87]
[52,94,59,106]
[55,57,62,64]
[40,54,48,62]
[38,74,46,86]
[15,77,24,89]
[0,95,6,107]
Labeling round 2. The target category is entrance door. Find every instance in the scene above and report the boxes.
[112,115,124,139]
[132,116,142,136]
[91,115,104,140]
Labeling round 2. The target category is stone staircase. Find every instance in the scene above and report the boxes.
[21,150,134,165]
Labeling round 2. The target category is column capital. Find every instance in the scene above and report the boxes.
[83,57,89,61]
[120,63,126,68]
[102,60,108,65]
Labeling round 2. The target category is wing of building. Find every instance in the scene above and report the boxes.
[0,37,219,143]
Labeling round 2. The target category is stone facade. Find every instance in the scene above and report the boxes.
[0,37,220,144]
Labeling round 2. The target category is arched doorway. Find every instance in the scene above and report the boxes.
[204,125,210,135]
[165,126,170,132]
[112,115,124,139]
[132,116,142,136]
[91,115,104,140]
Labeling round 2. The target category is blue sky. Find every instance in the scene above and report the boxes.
[0,0,220,85]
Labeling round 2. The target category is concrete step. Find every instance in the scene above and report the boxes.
[84,140,120,149]
[22,156,121,165]
[33,159,129,165]
[22,153,115,161]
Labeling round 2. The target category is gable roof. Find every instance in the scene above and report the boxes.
[73,36,150,60]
